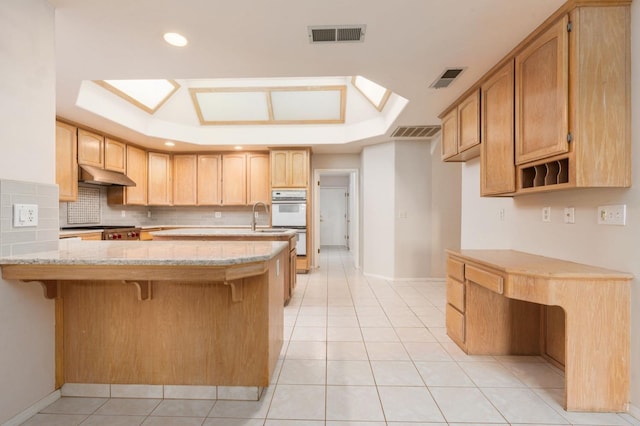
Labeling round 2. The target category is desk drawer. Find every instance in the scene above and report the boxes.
[465,265,504,294]
[447,258,465,281]
[446,304,465,344]
[446,278,465,312]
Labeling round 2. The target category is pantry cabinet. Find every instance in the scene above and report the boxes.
[481,61,515,196]
[247,153,270,204]
[221,154,247,205]
[55,121,78,202]
[104,138,126,173]
[148,152,172,205]
[440,90,480,162]
[271,149,309,188]
[197,154,221,205]
[173,154,197,205]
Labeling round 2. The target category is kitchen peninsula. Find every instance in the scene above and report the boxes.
[150,227,297,304]
[0,239,288,398]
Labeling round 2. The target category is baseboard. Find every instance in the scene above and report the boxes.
[362,272,445,283]
[627,402,640,421]
[2,390,60,426]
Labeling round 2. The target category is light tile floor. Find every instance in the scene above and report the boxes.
[20,247,640,426]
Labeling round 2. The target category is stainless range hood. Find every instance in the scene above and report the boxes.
[78,164,136,186]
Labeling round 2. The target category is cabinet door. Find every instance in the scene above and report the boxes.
[104,138,126,173]
[148,152,172,205]
[440,109,458,160]
[55,121,78,202]
[515,15,569,164]
[77,129,104,167]
[289,150,308,187]
[173,154,197,205]
[270,150,288,187]
[197,154,221,205]
[123,145,147,205]
[247,153,270,204]
[458,90,480,153]
[222,154,246,205]
[481,61,516,196]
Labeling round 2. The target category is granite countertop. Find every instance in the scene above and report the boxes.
[0,239,289,266]
[151,228,297,238]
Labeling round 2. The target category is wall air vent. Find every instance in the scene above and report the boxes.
[391,125,441,139]
[308,25,366,43]
[429,68,466,89]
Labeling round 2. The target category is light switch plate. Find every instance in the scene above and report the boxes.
[563,207,575,224]
[13,204,38,227]
[597,204,626,225]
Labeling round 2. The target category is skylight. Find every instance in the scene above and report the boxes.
[95,79,180,114]
[352,76,391,111]
[189,86,346,125]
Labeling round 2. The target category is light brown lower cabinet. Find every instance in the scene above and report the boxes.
[445,250,631,412]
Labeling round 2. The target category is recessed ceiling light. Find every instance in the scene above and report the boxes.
[234,146,243,150]
[163,32,188,47]
[164,141,175,147]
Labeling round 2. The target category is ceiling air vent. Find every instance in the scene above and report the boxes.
[308,25,366,43]
[429,68,466,89]
[391,125,441,139]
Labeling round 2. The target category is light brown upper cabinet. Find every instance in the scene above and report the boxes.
[148,152,172,206]
[440,1,630,195]
[197,154,221,205]
[515,16,569,165]
[481,61,516,196]
[440,90,481,162]
[104,138,126,173]
[247,153,270,204]
[271,149,309,188]
[108,144,147,205]
[77,129,104,167]
[221,154,247,205]
[517,5,630,192]
[56,121,78,202]
[173,154,197,206]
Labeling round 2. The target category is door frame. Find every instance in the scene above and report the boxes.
[313,168,360,269]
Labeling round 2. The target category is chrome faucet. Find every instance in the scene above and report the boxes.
[251,201,269,231]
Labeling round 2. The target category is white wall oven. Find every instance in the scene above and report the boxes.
[271,190,307,256]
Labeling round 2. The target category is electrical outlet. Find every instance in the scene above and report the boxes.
[254,211,259,219]
[13,204,38,227]
[563,207,575,224]
[499,208,505,221]
[215,211,222,219]
[542,207,551,222]
[147,210,152,218]
[597,204,626,225]
[121,210,126,218]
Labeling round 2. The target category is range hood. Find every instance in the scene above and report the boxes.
[78,164,136,186]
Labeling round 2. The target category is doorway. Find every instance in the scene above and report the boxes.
[313,169,359,269]
[320,187,348,248]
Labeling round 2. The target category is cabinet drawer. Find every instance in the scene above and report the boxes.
[447,258,465,281]
[465,265,504,294]
[446,278,465,312]
[446,304,465,344]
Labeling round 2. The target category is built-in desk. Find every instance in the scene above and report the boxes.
[446,250,631,413]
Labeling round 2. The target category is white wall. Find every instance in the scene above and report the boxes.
[0,0,57,423]
[429,138,462,277]
[394,141,431,279]
[0,0,55,184]
[459,0,640,413]
[362,143,396,278]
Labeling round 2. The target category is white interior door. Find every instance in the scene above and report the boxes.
[320,187,347,246]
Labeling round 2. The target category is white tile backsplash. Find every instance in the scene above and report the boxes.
[59,184,270,228]
[1,179,59,256]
